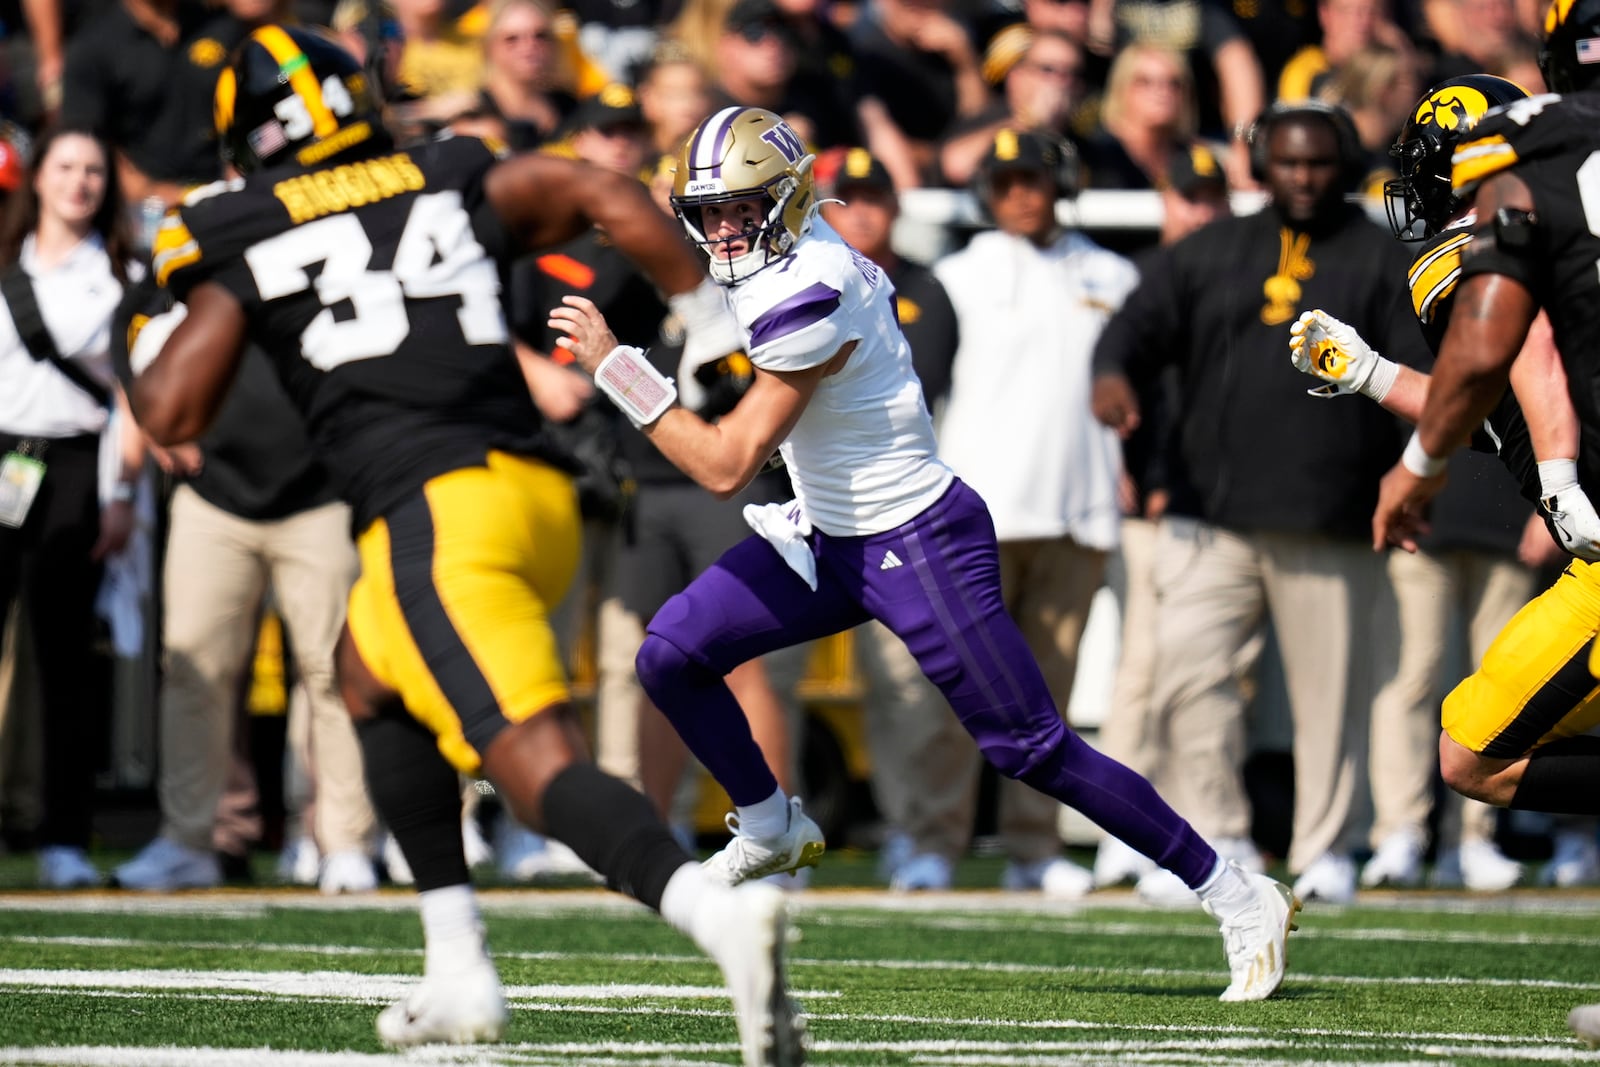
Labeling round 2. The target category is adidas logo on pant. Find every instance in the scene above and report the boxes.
[880,550,903,570]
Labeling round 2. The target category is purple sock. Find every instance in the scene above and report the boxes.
[1021,729,1218,888]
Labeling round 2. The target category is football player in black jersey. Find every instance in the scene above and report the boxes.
[126,26,805,1066]
[1353,6,1600,851]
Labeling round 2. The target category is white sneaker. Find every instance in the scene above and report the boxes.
[1135,867,1199,907]
[1540,830,1600,887]
[39,846,102,889]
[1093,836,1157,888]
[494,820,548,883]
[463,817,494,868]
[1451,839,1523,891]
[876,830,914,883]
[320,850,378,895]
[1001,856,1093,899]
[1205,867,1300,1002]
[277,836,321,886]
[703,797,825,887]
[1361,828,1425,889]
[890,852,953,892]
[700,882,807,1067]
[1213,836,1267,875]
[112,838,217,891]
[382,834,415,886]
[1292,851,1357,905]
[1570,1003,1600,1047]
[375,955,507,1048]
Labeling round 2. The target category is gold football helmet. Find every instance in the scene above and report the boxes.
[671,106,816,284]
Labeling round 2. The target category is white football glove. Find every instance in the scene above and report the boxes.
[1289,309,1396,401]
[1538,459,1600,562]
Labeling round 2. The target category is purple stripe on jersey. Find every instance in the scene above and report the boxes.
[747,282,842,350]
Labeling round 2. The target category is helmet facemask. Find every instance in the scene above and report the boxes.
[674,172,810,284]
[1383,129,1453,240]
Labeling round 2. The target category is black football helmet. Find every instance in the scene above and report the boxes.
[215,25,381,174]
[1542,0,1600,94]
[1383,74,1528,239]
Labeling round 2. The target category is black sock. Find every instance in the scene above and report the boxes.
[357,711,470,892]
[1509,735,1600,815]
[542,762,693,911]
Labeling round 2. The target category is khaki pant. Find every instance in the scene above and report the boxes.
[1099,517,1163,785]
[1151,519,1380,873]
[1372,546,1535,849]
[160,487,372,854]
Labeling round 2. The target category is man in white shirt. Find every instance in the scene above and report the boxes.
[551,105,1299,1004]
[930,128,1136,896]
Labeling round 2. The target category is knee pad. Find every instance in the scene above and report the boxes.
[634,633,716,698]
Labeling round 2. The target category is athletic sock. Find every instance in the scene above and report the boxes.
[735,788,791,840]
[1509,735,1600,814]
[541,762,696,911]
[659,861,720,945]
[357,711,469,892]
[418,884,488,976]
[1196,858,1257,923]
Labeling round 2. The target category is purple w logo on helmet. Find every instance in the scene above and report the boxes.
[760,122,805,164]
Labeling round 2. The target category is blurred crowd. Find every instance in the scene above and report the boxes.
[0,0,1589,903]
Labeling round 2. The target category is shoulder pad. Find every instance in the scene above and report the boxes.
[1453,93,1598,196]
[154,182,271,294]
[1408,229,1472,325]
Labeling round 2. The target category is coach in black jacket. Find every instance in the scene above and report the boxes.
[1091,100,1430,905]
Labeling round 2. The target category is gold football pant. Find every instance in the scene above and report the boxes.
[347,452,581,776]
[1443,558,1600,758]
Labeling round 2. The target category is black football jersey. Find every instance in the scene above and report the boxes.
[153,135,573,530]
[1453,92,1600,495]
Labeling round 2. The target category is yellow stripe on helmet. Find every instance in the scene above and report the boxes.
[252,25,339,139]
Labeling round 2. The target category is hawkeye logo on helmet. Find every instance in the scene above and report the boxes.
[760,122,806,164]
[685,178,727,195]
[1415,86,1490,130]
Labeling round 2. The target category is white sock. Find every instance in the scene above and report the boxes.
[419,884,487,975]
[735,788,790,840]
[660,861,719,947]
[1197,858,1257,923]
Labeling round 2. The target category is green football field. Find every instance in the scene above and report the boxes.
[1,852,1598,1066]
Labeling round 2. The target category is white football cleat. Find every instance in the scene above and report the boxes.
[1570,1003,1600,1047]
[376,955,507,1048]
[703,881,807,1066]
[703,797,825,887]
[1206,868,1300,1002]
[1361,828,1425,889]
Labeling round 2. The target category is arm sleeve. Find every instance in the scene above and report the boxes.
[1091,252,1185,390]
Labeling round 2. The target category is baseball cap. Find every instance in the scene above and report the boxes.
[724,0,797,45]
[569,83,644,132]
[1166,141,1227,199]
[815,146,894,198]
[979,127,1070,180]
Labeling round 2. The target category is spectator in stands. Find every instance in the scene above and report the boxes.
[0,126,144,888]
[60,0,247,206]
[1277,0,1401,101]
[384,0,487,100]
[1092,100,1428,906]
[478,0,579,150]
[932,129,1136,897]
[637,44,714,160]
[811,146,963,889]
[850,0,990,180]
[940,29,1088,188]
[1428,0,1518,80]
[1316,43,1423,198]
[1078,42,1195,191]
[1092,142,1232,893]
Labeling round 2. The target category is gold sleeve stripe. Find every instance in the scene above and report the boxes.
[214,67,237,139]
[152,219,201,288]
[1408,233,1471,322]
[252,26,339,139]
[1451,135,1518,194]
[1548,0,1578,34]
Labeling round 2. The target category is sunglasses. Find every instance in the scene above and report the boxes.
[737,21,795,44]
[1024,60,1083,79]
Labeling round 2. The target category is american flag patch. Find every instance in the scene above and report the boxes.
[1578,37,1600,64]
[248,121,288,157]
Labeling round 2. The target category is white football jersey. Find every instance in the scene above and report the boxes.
[729,218,953,536]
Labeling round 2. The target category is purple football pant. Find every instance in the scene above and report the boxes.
[636,479,1218,888]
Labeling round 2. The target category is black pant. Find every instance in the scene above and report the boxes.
[0,432,104,849]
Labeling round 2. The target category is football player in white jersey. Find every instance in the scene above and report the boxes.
[551,106,1301,1003]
